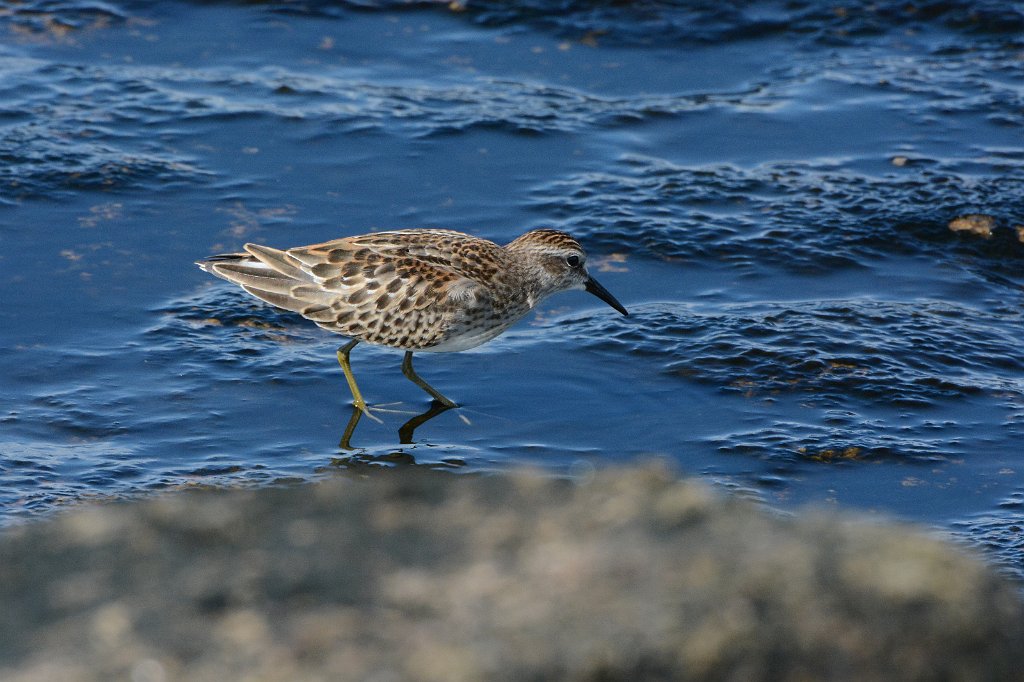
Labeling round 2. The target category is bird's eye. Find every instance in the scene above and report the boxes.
[565,255,581,267]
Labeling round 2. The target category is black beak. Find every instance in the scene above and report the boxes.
[585,276,629,316]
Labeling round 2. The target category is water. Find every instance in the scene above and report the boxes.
[2,1,1023,579]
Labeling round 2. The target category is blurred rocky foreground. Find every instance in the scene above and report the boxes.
[1,465,1022,682]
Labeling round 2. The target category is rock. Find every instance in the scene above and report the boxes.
[0,465,1021,681]
[948,213,996,238]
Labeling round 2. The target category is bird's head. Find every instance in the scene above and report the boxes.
[507,229,628,316]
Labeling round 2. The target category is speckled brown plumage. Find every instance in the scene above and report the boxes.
[197,228,628,406]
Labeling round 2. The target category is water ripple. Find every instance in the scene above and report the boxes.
[456,0,1024,47]
[710,420,954,465]
[146,286,326,378]
[818,47,1024,129]
[532,155,1024,277]
[0,58,212,200]
[233,1,1024,48]
[0,0,125,39]
[0,441,140,521]
[563,300,1024,410]
[0,54,782,199]
[953,509,1024,582]
[9,59,778,133]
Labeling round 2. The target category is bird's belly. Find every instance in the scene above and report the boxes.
[419,299,532,352]
[417,323,513,353]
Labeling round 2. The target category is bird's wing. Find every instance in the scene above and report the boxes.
[197,231,500,342]
[289,229,505,287]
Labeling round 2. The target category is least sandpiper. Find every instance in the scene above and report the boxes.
[197,228,628,409]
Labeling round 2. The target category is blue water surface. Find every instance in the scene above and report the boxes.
[1,1,1023,579]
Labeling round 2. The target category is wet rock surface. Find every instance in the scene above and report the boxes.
[1,466,1021,681]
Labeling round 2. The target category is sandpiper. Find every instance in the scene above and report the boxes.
[197,228,628,409]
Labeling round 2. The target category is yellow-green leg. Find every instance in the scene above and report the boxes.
[402,351,457,408]
[337,339,368,411]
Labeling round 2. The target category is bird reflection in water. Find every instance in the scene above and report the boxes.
[337,399,457,451]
